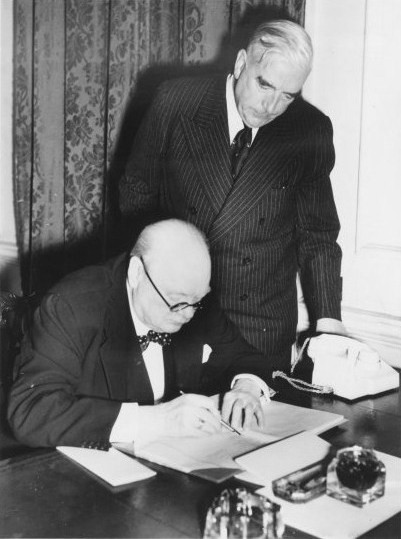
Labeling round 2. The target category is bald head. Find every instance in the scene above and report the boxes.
[128,219,211,333]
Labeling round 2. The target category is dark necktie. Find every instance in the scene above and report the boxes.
[138,330,172,352]
[230,125,252,179]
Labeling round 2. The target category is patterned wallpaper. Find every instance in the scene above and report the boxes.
[14,0,305,294]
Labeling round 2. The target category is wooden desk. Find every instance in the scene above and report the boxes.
[1,387,401,539]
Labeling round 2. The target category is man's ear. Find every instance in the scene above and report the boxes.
[233,49,247,79]
[127,256,143,289]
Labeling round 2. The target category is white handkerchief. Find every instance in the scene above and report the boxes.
[202,344,212,363]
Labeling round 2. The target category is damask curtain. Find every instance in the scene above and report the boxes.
[13,0,305,295]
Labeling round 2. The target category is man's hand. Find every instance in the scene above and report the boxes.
[141,394,221,440]
[220,379,264,432]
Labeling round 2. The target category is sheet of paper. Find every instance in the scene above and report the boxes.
[236,431,332,485]
[259,400,346,438]
[255,450,401,539]
[116,430,277,483]
[57,446,156,487]
[116,402,343,483]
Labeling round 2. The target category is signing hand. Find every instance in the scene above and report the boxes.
[152,393,221,438]
[221,379,264,432]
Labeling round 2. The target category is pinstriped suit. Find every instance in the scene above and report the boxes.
[120,75,342,369]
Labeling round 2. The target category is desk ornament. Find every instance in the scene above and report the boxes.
[272,460,327,503]
[203,487,284,539]
[326,445,386,507]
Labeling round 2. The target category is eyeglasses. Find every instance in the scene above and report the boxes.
[140,256,203,312]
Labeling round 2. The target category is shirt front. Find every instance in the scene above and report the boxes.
[127,282,165,403]
[226,74,258,144]
[109,282,167,445]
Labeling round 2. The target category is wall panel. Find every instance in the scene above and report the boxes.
[305,0,401,366]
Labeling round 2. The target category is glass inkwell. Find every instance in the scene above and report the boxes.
[203,487,284,539]
[326,446,386,507]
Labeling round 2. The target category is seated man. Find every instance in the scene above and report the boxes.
[8,219,274,449]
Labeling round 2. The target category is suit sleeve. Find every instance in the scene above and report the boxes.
[7,294,121,448]
[199,296,276,395]
[296,113,342,323]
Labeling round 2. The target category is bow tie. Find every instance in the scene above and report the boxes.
[138,330,172,352]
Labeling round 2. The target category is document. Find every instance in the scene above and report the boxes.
[235,431,333,484]
[57,446,156,487]
[115,401,344,483]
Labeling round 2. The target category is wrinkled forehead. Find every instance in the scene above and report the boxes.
[150,252,211,297]
[252,50,309,92]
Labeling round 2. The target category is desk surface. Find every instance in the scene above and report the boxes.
[1,386,401,539]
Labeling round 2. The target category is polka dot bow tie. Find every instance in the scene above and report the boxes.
[137,330,172,352]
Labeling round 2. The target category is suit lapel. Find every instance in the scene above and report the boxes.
[162,345,176,401]
[209,110,301,245]
[99,258,154,404]
[181,76,233,216]
[167,316,203,393]
[181,77,303,243]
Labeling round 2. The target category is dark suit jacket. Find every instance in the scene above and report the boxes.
[8,254,272,448]
[120,75,343,367]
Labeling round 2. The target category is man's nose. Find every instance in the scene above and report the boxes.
[176,307,195,323]
[263,92,281,115]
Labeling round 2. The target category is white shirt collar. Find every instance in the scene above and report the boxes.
[226,74,258,144]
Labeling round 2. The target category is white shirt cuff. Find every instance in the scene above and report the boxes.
[109,402,141,443]
[109,402,165,447]
[231,373,275,402]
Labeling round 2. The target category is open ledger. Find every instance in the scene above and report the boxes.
[115,401,345,483]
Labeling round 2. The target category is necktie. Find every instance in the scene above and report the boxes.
[138,330,172,352]
[230,125,252,179]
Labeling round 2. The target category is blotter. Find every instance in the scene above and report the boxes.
[57,446,156,487]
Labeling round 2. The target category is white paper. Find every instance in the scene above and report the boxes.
[236,431,332,484]
[116,402,343,483]
[116,430,277,483]
[57,446,156,487]
[259,401,346,438]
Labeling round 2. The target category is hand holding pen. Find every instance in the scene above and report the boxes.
[179,391,241,435]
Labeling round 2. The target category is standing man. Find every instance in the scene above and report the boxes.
[119,19,346,371]
[8,219,272,449]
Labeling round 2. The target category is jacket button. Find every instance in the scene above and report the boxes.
[189,206,197,215]
[242,256,252,266]
[240,294,248,301]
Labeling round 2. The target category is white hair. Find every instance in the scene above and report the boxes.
[248,19,313,74]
